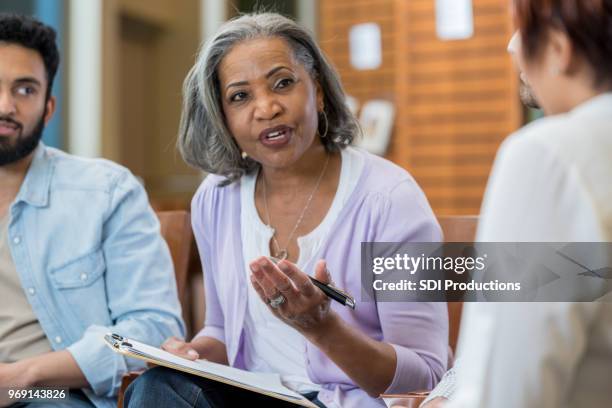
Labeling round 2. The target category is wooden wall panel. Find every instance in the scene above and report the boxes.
[395,0,520,215]
[319,0,521,216]
[319,0,396,105]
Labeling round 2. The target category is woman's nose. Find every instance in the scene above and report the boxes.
[253,92,282,121]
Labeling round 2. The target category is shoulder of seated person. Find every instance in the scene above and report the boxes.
[360,150,422,196]
[192,173,237,202]
[504,113,581,155]
[47,147,137,190]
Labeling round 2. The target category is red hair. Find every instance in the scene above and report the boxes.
[513,0,612,86]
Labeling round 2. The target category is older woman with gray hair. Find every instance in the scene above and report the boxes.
[125,12,448,408]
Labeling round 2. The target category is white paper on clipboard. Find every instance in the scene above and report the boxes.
[104,333,317,407]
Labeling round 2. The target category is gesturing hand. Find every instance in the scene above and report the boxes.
[249,257,335,334]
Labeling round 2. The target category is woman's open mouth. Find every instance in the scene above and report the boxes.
[259,125,292,148]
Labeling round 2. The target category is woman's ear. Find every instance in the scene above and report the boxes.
[315,80,324,112]
[548,28,574,76]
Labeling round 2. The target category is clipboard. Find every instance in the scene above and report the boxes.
[104,333,318,407]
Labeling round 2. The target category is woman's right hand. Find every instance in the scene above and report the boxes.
[161,336,200,361]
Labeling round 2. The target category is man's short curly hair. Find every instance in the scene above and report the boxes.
[0,13,60,99]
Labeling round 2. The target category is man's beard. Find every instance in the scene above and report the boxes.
[0,114,45,166]
[519,79,540,110]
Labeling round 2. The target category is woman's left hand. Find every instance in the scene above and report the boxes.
[249,256,335,334]
[250,256,397,397]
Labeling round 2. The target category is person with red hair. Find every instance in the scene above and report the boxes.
[437,1,612,407]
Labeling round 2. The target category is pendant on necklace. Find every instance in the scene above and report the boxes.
[275,249,288,261]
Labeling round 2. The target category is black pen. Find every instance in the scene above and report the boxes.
[269,257,356,309]
[309,276,356,309]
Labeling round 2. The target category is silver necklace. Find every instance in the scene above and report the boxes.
[262,154,330,261]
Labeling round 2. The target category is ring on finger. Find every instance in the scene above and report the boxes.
[268,293,286,308]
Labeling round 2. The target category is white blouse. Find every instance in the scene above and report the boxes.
[448,93,612,408]
[239,146,364,393]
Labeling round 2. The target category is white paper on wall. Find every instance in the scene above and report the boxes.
[349,23,382,70]
[435,0,474,41]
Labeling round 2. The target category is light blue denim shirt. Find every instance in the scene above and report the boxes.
[6,144,185,408]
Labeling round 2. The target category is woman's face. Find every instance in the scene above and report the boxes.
[218,37,323,170]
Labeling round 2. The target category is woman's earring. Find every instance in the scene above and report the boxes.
[318,111,329,139]
[241,151,248,160]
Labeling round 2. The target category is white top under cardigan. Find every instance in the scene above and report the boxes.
[240,146,364,394]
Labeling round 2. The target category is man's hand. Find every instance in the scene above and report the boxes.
[1,351,86,390]
[0,362,34,407]
[421,396,448,408]
[0,361,34,387]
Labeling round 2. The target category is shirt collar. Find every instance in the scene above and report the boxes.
[570,92,612,119]
[14,142,54,208]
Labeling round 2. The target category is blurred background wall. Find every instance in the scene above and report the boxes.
[320,0,521,215]
[0,0,538,216]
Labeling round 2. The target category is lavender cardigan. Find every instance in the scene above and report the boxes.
[191,149,448,407]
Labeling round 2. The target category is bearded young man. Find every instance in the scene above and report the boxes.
[0,14,184,407]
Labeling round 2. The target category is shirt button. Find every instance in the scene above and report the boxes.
[13,236,21,245]
[55,336,62,344]
[80,273,88,281]
[28,287,36,295]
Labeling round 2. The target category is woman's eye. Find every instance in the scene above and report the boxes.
[275,78,294,89]
[230,91,248,102]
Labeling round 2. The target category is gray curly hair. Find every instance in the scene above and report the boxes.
[177,12,360,185]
